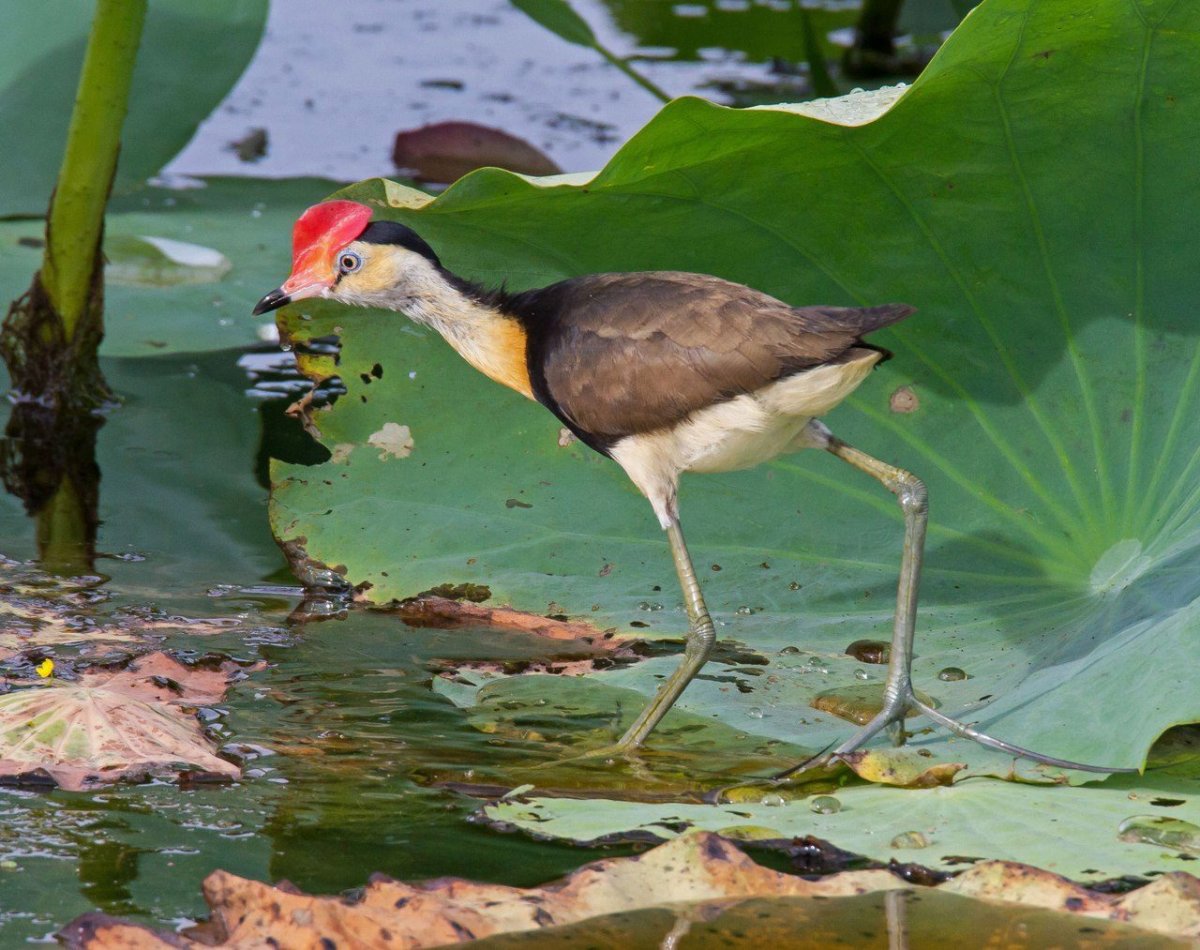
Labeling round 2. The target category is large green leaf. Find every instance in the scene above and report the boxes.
[0,0,266,216]
[483,772,1200,879]
[270,0,1200,788]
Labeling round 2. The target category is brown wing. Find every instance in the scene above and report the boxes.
[507,272,913,449]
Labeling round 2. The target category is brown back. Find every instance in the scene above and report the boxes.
[507,272,913,449]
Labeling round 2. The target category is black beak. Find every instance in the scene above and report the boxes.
[253,287,291,316]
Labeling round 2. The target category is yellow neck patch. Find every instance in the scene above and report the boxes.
[440,314,533,400]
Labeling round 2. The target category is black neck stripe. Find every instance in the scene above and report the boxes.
[358,220,441,265]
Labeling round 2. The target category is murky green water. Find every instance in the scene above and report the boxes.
[0,351,634,941]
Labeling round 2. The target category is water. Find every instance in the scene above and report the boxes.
[0,351,632,941]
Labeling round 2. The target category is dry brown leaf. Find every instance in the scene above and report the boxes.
[57,832,1200,947]
[945,861,1200,938]
[1117,873,1200,937]
[393,595,619,648]
[62,833,905,948]
[98,651,257,707]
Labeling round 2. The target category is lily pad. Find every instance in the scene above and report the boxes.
[482,773,1200,880]
[0,652,241,790]
[269,0,1200,784]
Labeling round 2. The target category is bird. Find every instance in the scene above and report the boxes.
[255,200,1128,775]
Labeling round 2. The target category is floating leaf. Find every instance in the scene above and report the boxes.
[0,652,242,790]
[481,773,1200,879]
[57,833,1200,946]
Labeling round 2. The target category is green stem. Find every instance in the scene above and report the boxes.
[42,0,148,337]
[595,46,671,104]
[800,7,838,99]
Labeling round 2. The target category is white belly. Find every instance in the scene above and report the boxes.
[610,349,881,525]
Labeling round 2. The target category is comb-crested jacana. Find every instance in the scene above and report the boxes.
[255,200,1129,775]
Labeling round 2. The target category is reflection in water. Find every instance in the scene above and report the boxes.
[77,838,145,915]
[0,403,104,577]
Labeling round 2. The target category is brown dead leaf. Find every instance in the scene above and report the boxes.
[393,596,620,649]
[62,832,906,948]
[1117,873,1200,937]
[945,860,1200,938]
[99,651,258,707]
[842,747,965,787]
[58,832,1200,947]
[59,913,185,950]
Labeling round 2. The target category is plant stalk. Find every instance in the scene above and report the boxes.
[596,46,671,104]
[42,0,148,336]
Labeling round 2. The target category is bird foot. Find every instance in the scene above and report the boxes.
[769,684,1138,784]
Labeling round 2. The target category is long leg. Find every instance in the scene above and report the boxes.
[781,424,1137,775]
[616,516,716,750]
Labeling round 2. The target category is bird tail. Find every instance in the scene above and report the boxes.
[837,303,915,366]
[846,303,917,334]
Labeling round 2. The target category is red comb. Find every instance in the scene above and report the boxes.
[281,201,374,294]
[292,201,373,266]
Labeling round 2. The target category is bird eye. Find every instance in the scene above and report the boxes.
[339,251,363,273]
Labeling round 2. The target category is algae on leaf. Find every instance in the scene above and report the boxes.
[270,0,1200,779]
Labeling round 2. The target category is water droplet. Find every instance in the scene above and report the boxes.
[735,605,755,615]
[1118,816,1200,854]
[938,666,968,681]
[810,795,841,815]
[890,831,929,849]
[760,793,786,807]
[747,706,765,719]
[638,601,664,611]
[845,639,889,664]
[779,645,801,655]
[788,582,801,590]
[854,668,871,681]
